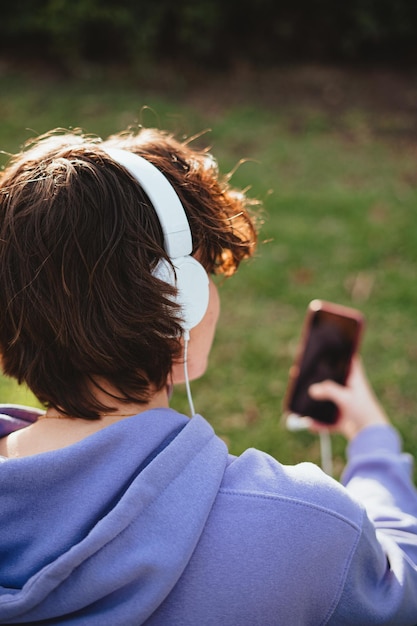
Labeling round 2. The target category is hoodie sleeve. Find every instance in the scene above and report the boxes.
[327,425,417,625]
[0,405,43,437]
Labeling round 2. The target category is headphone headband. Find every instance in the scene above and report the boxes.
[103,147,192,258]
[102,146,210,336]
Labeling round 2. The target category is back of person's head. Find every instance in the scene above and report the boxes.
[0,127,258,418]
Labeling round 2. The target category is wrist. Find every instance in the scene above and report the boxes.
[345,417,391,442]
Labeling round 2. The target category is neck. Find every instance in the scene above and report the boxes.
[0,387,171,459]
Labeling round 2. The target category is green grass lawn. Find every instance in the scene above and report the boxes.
[1,64,417,477]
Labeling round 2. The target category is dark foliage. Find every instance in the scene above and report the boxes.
[1,0,417,71]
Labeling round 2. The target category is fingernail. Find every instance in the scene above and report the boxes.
[309,384,320,397]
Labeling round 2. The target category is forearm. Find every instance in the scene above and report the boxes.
[342,424,417,537]
[328,425,417,625]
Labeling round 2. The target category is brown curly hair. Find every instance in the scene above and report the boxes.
[0,127,258,418]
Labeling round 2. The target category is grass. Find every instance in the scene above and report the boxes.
[1,63,417,478]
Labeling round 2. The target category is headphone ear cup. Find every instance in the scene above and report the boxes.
[153,257,209,333]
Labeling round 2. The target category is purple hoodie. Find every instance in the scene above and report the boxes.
[0,405,416,625]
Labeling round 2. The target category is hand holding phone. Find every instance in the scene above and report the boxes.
[283,300,365,425]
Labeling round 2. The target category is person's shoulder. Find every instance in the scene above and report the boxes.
[220,447,365,531]
[199,446,365,618]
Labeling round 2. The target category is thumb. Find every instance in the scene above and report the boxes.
[309,380,348,406]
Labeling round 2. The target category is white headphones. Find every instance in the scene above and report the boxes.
[103,147,210,337]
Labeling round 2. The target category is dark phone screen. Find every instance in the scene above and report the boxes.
[288,310,360,424]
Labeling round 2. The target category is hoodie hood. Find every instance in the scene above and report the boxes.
[0,407,228,624]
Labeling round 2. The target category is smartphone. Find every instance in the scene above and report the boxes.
[283,300,365,424]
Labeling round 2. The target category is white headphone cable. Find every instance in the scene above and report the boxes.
[287,414,334,476]
[319,430,333,476]
[183,331,196,416]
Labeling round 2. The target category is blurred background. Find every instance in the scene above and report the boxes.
[1,0,417,476]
